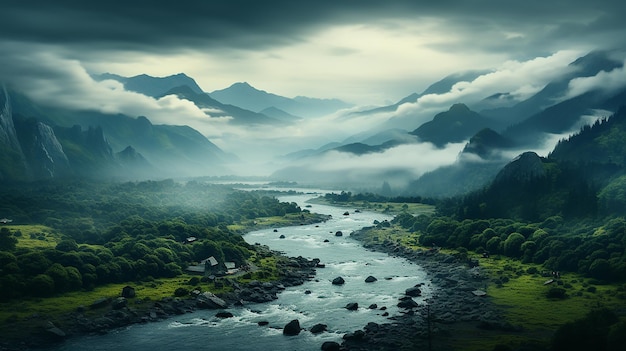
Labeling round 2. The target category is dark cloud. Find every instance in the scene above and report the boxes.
[1,1,625,54]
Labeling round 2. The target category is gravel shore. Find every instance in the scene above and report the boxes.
[340,228,516,351]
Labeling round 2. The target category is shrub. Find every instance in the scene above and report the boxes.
[547,287,567,299]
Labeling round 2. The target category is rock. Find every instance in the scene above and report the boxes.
[196,292,228,309]
[316,263,326,268]
[273,229,278,232]
[215,311,234,318]
[365,275,377,283]
[368,304,378,309]
[397,298,418,309]
[405,286,422,297]
[283,319,301,336]
[90,297,110,309]
[323,239,330,243]
[343,212,350,216]
[310,323,327,334]
[44,322,66,339]
[111,297,127,310]
[321,341,341,351]
[343,330,365,340]
[332,277,345,285]
[304,290,312,295]
[345,302,359,310]
[258,321,269,326]
[335,231,343,236]
[279,234,286,239]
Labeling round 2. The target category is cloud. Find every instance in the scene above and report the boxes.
[383,51,582,128]
[564,61,626,99]
[0,42,235,134]
[272,141,467,189]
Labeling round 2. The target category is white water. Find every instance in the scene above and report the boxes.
[50,191,432,351]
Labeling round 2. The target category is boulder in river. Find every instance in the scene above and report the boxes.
[310,323,327,334]
[321,341,341,351]
[365,275,377,283]
[283,319,301,336]
[335,231,343,236]
[405,286,422,297]
[345,302,359,310]
[332,277,345,285]
[215,311,234,318]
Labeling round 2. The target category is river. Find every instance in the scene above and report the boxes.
[49,191,432,351]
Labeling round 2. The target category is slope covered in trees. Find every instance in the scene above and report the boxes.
[0,180,307,301]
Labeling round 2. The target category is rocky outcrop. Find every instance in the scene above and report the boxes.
[14,117,71,179]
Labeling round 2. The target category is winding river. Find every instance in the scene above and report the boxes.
[49,191,432,351]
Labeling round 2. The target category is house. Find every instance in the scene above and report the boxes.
[186,256,221,275]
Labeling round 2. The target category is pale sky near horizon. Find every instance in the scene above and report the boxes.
[1,0,625,106]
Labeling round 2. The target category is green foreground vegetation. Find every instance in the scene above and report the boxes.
[0,180,322,343]
[356,215,625,350]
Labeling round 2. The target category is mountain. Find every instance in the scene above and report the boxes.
[409,103,500,147]
[1,88,229,181]
[354,70,488,116]
[95,73,205,97]
[0,86,29,179]
[457,108,626,220]
[259,106,302,122]
[481,51,624,125]
[462,128,515,159]
[163,85,280,125]
[209,82,352,117]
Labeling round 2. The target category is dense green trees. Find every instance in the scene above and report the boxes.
[0,179,309,301]
[390,213,626,282]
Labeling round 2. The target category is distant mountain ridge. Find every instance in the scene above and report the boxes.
[210,82,353,118]
[95,73,205,97]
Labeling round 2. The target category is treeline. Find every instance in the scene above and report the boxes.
[324,191,436,205]
[0,179,303,301]
[391,212,626,282]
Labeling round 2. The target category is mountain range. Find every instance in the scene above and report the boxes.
[271,51,626,197]
[2,50,625,199]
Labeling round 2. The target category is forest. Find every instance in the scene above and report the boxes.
[0,179,306,301]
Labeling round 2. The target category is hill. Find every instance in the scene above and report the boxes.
[210,82,352,117]
[409,103,499,147]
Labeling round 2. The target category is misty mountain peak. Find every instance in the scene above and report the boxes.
[449,103,471,113]
[494,151,546,184]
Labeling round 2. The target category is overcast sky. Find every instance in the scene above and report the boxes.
[2,0,625,105]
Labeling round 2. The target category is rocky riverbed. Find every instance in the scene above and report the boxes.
[339,228,519,351]
[0,246,319,351]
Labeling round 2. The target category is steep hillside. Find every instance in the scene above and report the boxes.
[1,87,229,180]
[410,103,499,147]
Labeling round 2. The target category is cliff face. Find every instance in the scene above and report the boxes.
[14,117,71,179]
[0,87,29,180]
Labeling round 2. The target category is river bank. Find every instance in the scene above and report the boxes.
[0,244,320,351]
[342,226,520,351]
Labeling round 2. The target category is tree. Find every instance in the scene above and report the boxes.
[504,232,525,257]
[30,274,55,297]
[0,227,17,251]
[55,239,78,252]
[588,258,611,281]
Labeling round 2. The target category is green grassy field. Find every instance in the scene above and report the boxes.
[353,224,626,350]
[307,197,436,216]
